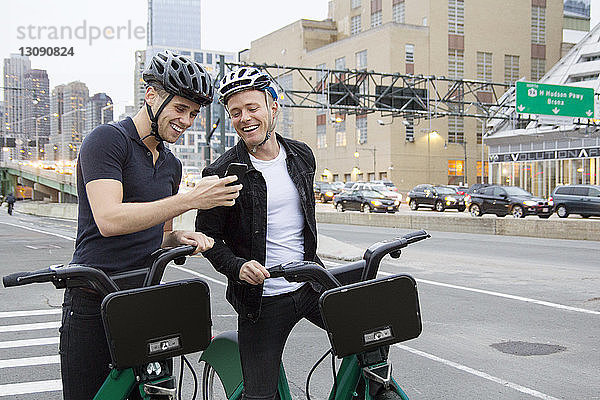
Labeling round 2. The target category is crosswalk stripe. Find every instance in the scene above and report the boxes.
[0,355,60,369]
[0,321,60,333]
[0,309,61,319]
[0,379,62,396]
[0,337,59,349]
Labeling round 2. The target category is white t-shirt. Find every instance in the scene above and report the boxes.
[249,145,305,296]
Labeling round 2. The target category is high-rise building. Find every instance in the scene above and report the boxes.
[85,93,114,134]
[23,69,50,159]
[134,50,146,110]
[562,0,591,57]
[244,0,564,189]
[3,54,31,159]
[49,81,89,160]
[147,0,202,50]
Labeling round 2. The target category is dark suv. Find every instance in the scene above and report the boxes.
[466,185,553,218]
[406,184,466,212]
[551,184,600,218]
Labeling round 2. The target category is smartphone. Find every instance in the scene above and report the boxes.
[225,162,248,186]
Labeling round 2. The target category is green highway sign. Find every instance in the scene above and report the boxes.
[515,81,595,118]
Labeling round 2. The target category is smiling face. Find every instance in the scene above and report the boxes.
[146,86,201,143]
[226,89,278,148]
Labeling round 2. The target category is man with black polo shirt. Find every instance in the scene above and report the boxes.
[60,51,242,400]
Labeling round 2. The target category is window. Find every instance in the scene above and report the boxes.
[589,188,600,197]
[351,15,362,35]
[371,11,382,27]
[531,58,546,81]
[352,0,361,8]
[316,63,327,115]
[504,55,519,86]
[572,187,589,196]
[356,50,367,70]
[206,53,213,64]
[317,123,326,149]
[187,132,195,146]
[405,116,414,141]
[448,160,465,176]
[569,73,600,82]
[531,6,546,44]
[477,52,493,83]
[448,116,464,143]
[579,54,600,62]
[194,52,204,63]
[555,186,572,195]
[356,115,367,144]
[476,119,483,144]
[392,1,405,23]
[448,49,464,79]
[336,130,347,146]
[335,57,346,70]
[477,161,489,183]
[448,0,464,35]
[405,44,415,64]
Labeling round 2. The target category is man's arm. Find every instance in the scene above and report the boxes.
[86,175,241,237]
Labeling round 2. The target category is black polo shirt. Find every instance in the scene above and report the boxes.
[71,117,182,273]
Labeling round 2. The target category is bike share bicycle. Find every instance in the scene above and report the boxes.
[199,230,430,400]
[3,245,209,400]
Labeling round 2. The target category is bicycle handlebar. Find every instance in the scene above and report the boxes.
[2,245,197,297]
[265,230,430,288]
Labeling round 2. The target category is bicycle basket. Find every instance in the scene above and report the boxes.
[101,279,212,369]
[319,274,421,358]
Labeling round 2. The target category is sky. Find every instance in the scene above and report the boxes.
[0,0,330,116]
[1,1,599,117]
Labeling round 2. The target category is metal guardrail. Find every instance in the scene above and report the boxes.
[0,161,77,196]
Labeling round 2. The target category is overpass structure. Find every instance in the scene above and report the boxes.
[0,161,77,203]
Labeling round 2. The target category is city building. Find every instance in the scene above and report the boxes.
[242,0,564,191]
[134,50,146,110]
[85,93,114,135]
[49,81,89,160]
[562,0,591,57]
[146,0,202,63]
[485,22,600,198]
[3,54,31,161]
[23,69,50,159]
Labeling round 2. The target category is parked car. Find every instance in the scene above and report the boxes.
[406,184,466,212]
[465,185,553,218]
[313,181,341,203]
[370,179,400,193]
[333,189,400,213]
[466,183,491,194]
[447,184,468,195]
[351,182,403,202]
[551,184,600,218]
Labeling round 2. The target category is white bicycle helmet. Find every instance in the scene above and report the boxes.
[217,67,277,105]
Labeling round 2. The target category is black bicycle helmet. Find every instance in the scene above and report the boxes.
[142,50,214,142]
[144,50,213,106]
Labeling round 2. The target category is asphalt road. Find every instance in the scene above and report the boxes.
[0,212,598,399]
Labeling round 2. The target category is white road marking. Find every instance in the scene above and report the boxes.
[0,355,60,369]
[172,265,226,286]
[0,337,59,349]
[0,222,75,241]
[0,321,60,333]
[0,309,61,319]
[377,271,600,315]
[0,379,62,396]
[394,344,561,400]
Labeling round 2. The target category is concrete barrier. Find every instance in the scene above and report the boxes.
[13,201,600,241]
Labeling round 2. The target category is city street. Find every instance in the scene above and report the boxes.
[0,212,598,399]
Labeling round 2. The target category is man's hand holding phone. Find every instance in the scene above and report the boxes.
[186,175,241,209]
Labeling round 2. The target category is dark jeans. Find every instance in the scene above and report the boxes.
[238,284,325,400]
[59,288,111,400]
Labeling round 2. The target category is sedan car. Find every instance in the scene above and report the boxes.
[333,189,400,213]
[465,185,553,218]
[314,182,341,203]
[406,184,466,212]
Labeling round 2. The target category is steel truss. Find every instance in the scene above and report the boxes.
[221,62,599,127]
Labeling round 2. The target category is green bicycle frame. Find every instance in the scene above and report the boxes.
[200,334,410,400]
[92,366,175,400]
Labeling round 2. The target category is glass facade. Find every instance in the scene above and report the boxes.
[491,157,600,198]
[148,0,202,48]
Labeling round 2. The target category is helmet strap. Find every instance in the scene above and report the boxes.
[142,93,175,142]
[250,91,276,153]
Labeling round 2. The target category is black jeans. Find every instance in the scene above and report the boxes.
[59,288,111,400]
[238,284,325,400]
